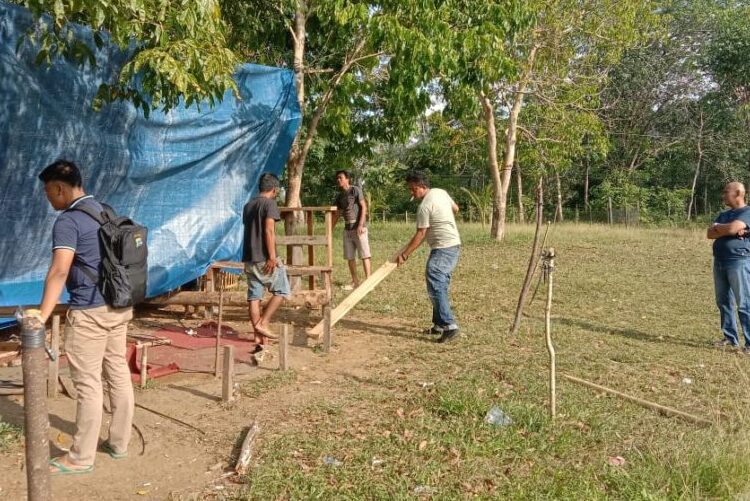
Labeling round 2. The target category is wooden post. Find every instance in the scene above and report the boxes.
[222,345,234,403]
[47,315,60,398]
[307,210,315,290]
[382,210,386,223]
[405,210,408,223]
[279,324,288,371]
[324,210,333,270]
[322,305,332,353]
[140,345,148,389]
[608,197,613,225]
[543,248,556,418]
[214,288,224,377]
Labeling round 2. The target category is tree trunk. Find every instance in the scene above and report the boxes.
[584,158,590,213]
[510,177,544,336]
[687,111,704,221]
[284,8,308,230]
[554,171,564,222]
[516,161,525,224]
[480,92,504,240]
[492,44,539,241]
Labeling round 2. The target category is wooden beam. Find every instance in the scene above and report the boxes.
[276,235,328,246]
[308,257,398,338]
[0,304,68,317]
[140,346,148,389]
[144,289,329,308]
[235,422,260,474]
[280,206,337,212]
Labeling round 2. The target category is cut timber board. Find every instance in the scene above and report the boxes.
[308,259,398,337]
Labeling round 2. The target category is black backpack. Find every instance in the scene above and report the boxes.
[70,203,148,308]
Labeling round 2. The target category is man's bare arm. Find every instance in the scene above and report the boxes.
[396,228,428,266]
[707,220,747,239]
[40,249,74,322]
[263,217,278,273]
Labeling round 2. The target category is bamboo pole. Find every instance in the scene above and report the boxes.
[562,374,713,426]
[543,248,556,418]
[279,324,289,371]
[140,345,148,389]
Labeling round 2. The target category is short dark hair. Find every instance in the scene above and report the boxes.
[335,170,351,180]
[258,172,280,193]
[405,170,430,188]
[38,160,83,187]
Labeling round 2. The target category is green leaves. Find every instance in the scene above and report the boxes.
[19,0,240,114]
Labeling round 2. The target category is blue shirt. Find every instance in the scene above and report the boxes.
[52,195,107,309]
[713,206,750,261]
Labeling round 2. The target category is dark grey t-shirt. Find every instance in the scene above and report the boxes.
[334,186,366,230]
[242,196,281,263]
[53,195,107,309]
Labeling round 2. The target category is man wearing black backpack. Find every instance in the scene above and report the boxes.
[38,160,134,475]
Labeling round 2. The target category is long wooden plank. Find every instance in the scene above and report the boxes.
[276,235,328,246]
[308,258,398,337]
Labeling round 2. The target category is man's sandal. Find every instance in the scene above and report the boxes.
[49,458,94,475]
[101,441,128,459]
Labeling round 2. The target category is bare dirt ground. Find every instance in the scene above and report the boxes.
[0,304,413,500]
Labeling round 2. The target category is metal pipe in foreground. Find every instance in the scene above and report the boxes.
[20,312,51,501]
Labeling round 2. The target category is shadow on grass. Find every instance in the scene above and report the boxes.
[336,318,437,343]
[557,316,708,349]
[0,395,75,456]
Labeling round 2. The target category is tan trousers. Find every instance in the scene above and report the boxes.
[64,305,134,465]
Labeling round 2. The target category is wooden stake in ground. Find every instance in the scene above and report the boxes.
[562,374,713,426]
[140,345,148,389]
[222,345,234,403]
[279,324,289,371]
[20,313,51,501]
[308,254,399,337]
[214,288,224,378]
[542,248,556,418]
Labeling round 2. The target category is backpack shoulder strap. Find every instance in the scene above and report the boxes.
[67,202,106,225]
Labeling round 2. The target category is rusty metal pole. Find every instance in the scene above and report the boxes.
[20,313,51,500]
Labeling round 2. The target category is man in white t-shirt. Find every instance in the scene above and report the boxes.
[396,171,461,343]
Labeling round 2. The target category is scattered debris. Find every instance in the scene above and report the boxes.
[323,456,342,466]
[371,458,385,468]
[413,485,436,495]
[682,377,693,385]
[484,405,513,426]
[418,382,434,389]
[185,329,197,337]
[608,456,626,466]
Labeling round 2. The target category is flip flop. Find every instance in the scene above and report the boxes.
[101,441,128,459]
[49,458,94,475]
[253,323,278,339]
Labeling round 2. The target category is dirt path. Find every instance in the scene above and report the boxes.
[0,308,415,500]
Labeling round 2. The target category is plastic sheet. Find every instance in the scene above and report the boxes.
[0,2,301,306]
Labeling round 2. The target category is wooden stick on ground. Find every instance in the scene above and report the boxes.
[235,421,260,475]
[134,403,206,434]
[308,253,399,337]
[562,374,714,426]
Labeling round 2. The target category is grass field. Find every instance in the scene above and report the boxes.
[231,222,750,500]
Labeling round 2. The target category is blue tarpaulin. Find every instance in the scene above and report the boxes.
[0,2,301,307]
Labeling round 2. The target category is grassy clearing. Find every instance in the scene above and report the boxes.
[235,222,750,499]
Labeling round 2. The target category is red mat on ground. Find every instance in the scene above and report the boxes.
[138,322,261,374]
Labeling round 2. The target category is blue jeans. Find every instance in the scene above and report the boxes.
[426,246,460,330]
[714,258,750,346]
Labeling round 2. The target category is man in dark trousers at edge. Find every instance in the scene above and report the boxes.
[243,173,290,341]
[37,160,134,474]
[707,181,750,352]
